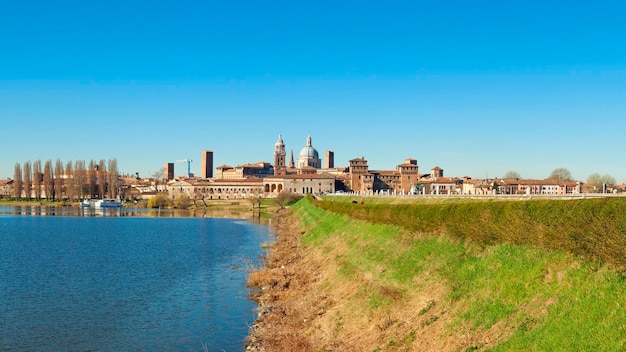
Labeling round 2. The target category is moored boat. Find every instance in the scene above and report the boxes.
[94,199,123,208]
[80,199,92,207]
[89,198,122,209]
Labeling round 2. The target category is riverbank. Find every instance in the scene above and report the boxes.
[246,207,314,350]
[247,197,626,351]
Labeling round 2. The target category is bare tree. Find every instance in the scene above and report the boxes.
[107,158,119,198]
[97,159,107,198]
[250,188,265,214]
[13,163,22,199]
[603,174,616,185]
[503,171,521,179]
[586,173,616,193]
[43,160,53,200]
[88,160,97,199]
[152,168,165,181]
[23,161,32,201]
[194,186,210,207]
[275,190,303,209]
[54,159,64,201]
[548,167,573,182]
[11,156,122,201]
[74,160,87,200]
[33,160,42,200]
[65,161,74,201]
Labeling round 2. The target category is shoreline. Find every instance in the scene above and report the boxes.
[246,208,315,351]
[0,199,278,217]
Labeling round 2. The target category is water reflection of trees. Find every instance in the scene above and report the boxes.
[0,206,268,222]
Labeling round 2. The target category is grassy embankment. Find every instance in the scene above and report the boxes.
[248,196,626,351]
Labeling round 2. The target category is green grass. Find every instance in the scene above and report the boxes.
[293,196,626,350]
[491,264,626,351]
[312,196,626,270]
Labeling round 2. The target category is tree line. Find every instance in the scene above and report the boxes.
[503,167,617,192]
[12,158,120,201]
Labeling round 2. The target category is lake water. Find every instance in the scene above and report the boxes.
[0,206,272,351]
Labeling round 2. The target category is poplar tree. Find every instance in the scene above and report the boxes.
[33,160,42,200]
[98,159,107,198]
[13,163,22,199]
[54,159,64,201]
[23,161,32,201]
[107,158,118,198]
[88,160,97,199]
[43,160,53,200]
[65,161,74,201]
[74,160,86,200]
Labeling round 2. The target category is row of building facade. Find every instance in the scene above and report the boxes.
[161,134,598,202]
[2,134,620,201]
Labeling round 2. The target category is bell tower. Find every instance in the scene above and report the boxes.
[274,134,286,175]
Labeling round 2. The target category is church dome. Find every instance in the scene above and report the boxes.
[299,135,319,158]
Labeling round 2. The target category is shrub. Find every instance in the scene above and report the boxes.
[275,191,304,209]
[174,193,192,209]
[147,194,171,208]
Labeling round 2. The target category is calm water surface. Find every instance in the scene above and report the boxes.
[0,206,272,351]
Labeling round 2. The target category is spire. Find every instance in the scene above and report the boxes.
[289,149,295,168]
[276,134,284,145]
[306,133,312,147]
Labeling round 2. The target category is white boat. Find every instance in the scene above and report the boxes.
[80,199,92,207]
[93,199,123,208]
[95,199,123,208]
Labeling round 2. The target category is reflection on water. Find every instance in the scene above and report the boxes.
[0,205,269,221]
[0,209,273,351]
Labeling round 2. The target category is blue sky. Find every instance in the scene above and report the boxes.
[1,1,625,182]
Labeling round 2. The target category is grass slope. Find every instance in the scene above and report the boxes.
[315,196,626,270]
[278,197,626,351]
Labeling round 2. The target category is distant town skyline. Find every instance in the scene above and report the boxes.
[1,2,625,182]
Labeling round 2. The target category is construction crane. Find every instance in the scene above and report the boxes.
[176,159,193,178]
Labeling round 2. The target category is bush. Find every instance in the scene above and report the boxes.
[275,191,304,209]
[147,194,171,208]
[174,193,192,209]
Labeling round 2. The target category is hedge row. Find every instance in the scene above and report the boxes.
[310,196,626,270]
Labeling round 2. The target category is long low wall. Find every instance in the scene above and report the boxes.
[327,192,626,200]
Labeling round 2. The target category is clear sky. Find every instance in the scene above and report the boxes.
[1,1,625,182]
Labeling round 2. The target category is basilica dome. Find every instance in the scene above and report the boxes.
[296,134,321,169]
[299,135,319,158]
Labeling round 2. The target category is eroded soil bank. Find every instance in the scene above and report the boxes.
[246,208,315,350]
